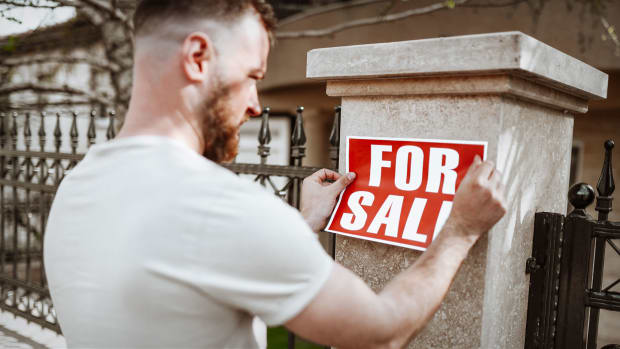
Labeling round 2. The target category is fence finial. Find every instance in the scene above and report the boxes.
[70,111,78,154]
[568,183,595,218]
[0,113,5,148]
[329,106,341,170]
[88,110,97,147]
[54,112,62,152]
[24,112,32,151]
[291,106,306,164]
[11,112,17,150]
[257,107,271,167]
[595,140,615,221]
[39,112,47,151]
[292,106,306,147]
[106,110,116,140]
[258,107,271,146]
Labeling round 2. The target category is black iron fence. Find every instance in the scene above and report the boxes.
[525,140,619,349]
[0,106,341,348]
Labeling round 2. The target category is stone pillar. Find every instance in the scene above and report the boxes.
[307,32,607,348]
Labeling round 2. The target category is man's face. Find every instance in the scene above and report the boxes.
[199,12,270,163]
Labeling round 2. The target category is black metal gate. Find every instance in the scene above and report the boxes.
[525,140,620,349]
[0,106,340,348]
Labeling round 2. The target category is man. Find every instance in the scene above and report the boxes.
[43,0,507,348]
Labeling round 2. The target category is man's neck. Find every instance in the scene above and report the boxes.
[117,105,204,155]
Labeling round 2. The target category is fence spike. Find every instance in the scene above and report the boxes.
[0,112,6,148]
[329,106,341,170]
[106,110,116,140]
[595,140,615,221]
[24,112,32,151]
[54,112,62,152]
[70,111,78,154]
[329,106,341,148]
[11,112,17,149]
[257,107,271,166]
[292,106,306,147]
[39,112,46,151]
[258,107,271,146]
[87,110,97,147]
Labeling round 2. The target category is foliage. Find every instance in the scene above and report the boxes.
[1,35,17,52]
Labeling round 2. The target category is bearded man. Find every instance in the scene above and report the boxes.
[43,1,507,348]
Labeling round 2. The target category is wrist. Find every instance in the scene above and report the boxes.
[301,209,321,232]
[436,218,477,253]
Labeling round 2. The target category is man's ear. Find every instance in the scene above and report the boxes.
[181,32,213,82]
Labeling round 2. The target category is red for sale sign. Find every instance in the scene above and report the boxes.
[325,136,487,251]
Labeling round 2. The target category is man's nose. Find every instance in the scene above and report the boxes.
[247,89,261,117]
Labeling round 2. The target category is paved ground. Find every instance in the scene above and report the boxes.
[0,311,66,349]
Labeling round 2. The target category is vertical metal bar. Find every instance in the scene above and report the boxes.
[69,111,79,172]
[0,112,6,288]
[524,212,566,349]
[287,106,307,349]
[54,112,63,185]
[24,113,32,284]
[38,112,47,288]
[70,111,78,154]
[328,106,341,259]
[587,140,616,349]
[555,213,592,349]
[288,332,295,349]
[11,112,18,307]
[106,110,116,140]
[290,106,306,209]
[88,110,96,148]
[257,107,271,186]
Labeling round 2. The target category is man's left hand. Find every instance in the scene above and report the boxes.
[300,169,356,232]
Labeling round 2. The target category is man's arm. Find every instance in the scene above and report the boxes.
[290,157,506,349]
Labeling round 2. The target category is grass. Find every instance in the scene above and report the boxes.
[267,326,324,349]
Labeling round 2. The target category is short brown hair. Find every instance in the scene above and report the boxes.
[133,0,276,40]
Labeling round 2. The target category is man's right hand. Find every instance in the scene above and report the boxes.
[446,155,507,246]
[285,155,508,349]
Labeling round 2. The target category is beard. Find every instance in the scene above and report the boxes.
[199,81,242,163]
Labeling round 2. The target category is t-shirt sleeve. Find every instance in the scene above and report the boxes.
[193,183,334,326]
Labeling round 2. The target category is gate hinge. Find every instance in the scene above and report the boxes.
[526,257,542,274]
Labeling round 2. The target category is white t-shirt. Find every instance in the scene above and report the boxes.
[44,136,333,348]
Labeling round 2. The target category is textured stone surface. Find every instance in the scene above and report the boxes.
[336,95,574,349]
[326,75,589,113]
[307,31,608,99]
[308,33,607,348]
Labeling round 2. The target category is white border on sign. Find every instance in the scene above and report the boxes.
[324,135,488,251]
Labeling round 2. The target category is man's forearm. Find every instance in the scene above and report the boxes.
[377,219,474,348]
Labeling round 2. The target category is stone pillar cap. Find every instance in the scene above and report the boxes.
[307,31,607,100]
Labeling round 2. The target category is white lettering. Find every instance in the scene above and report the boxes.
[367,195,403,237]
[369,145,392,187]
[340,191,375,230]
[426,148,459,194]
[394,145,424,191]
[401,198,428,242]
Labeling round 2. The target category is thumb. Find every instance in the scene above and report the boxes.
[331,172,356,193]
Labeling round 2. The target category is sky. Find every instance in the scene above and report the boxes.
[0,4,76,37]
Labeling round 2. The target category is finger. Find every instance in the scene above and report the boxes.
[330,172,356,193]
[496,181,506,202]
[321,169,342,182]
[465,155,482,176]
[494,174,506,200]
[475,161,495,179]
[313,168,341,182]
[490,168,503,183]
